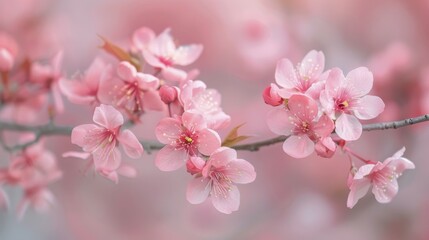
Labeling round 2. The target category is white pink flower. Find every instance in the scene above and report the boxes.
[320,67,385,141]
[347,147,415,208]
[267,94,335,158]
[71,104,143,173]
[186,147,256,214]
[155,112,221,171]
[132,27,203,82]
[180,80,231,130]
[274,50,326,98]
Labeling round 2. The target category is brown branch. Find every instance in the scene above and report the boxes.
[0,114,428,153]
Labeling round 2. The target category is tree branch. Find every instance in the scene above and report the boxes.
[0,114,427,153]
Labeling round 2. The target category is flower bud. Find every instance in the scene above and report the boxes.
[262,84,282,106]
[159,85,178,104]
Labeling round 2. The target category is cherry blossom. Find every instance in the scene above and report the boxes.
[320,67,385,141]
[132,27,203,82]
[180,80,231,130]
[71,104,144,172]
[263,83,283,106]
[155,112,221,171]
[274,50,325,98]
[59,58,108,105]
[98,61,164,117]
[186,147,256,214]
[267,94,335,158]
[347,147,415,208]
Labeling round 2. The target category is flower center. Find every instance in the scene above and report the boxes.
[210,171,232,199]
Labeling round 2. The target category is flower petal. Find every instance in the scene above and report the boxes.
[298,50,325,80]
[372,178,398,203]
[117,61,137,80]
[209,147,237,168]
[197,129,221,156]
[346,67,373,98]
[182,112,206,131]
[353,95,385,120]
[347,178,371,208]
[313,114,335,137]
[288,94,318,122]
[275,58,297,89]
[155,146,187,171]
[117,164,137,178]
[93,104,124,129]
[132,27,155,49]
[118,129,144,158]
[186,177,211,204]
[225,159,256,184]
[71,124,99,148]
[142,90,165,111]
[335,113,362,141]
[211,184,240,214]
[173,44,203,66]
[266,108,294,135]
[162,67,187,82]
[155,117,182,144]
[282,135,314,158]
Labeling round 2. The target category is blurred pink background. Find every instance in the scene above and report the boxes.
[1,0,429,239]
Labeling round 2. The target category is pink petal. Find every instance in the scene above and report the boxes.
[313,114,335,137]
[97,72,122,105]
[62,151,91,159]
[136,73,159,90]
[155,117,182,144]
[94,147,121,171]
[186,177,211,204]
[266,108,294,135]
[182,112,207,131]
[142,90,165,111]
[117,61,137,80]
[132,27,155,49]
[156,28,176,57]
[335,113,362,141]
[319,90,335,119]
[282,135,314,158]
[71,124,99,147]
[298,50,325,80]
[118,129,144,158]
[275,58,297,89]
[93,104,124,129]
[84,57,106,90]
[324,68,344,95]
[354,164,376,179]
[173,44,203,66]
[353,95,385,120]
[288,94,318,122]
[346,67,373,98]
[225,159,256,184]
[372,178,398,203]
[59,79,95,105]
[162,67,187,82]
[52,83,64,113]
[155,146,188,171]
[211,184,240,214]
[197,129,221,156]
[141,49,164,68]
[117,164,137,178]
[0,188,9,210]
[209,147,236,168]
[347,178,371,208]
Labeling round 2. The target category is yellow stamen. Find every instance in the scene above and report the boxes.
[185,136,193,143]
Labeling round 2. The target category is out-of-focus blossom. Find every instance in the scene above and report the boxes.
[180,80,230,130]
[98,61,164,117]
[186,147,256,214]
[267,94,335,158]
[320,67,385,141]
[347,147,415,208]
[30,51,64,113]
[71,104,143,176]
[155,112,221,171]
[132,27,203,82]
[0,32,18,72]
[59,58,108,106]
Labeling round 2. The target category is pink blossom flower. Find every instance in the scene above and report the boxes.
[59,58,108,105]
[98,61,164,116]
[320,67,385,141]
[263,83,283,106]
[186,147,256,214]
[159,85,178,104]
[347,147,415,208]
[0,32,18,72]
[30,51,64,113]
[155,112,221,171]
[274,50,325,98]
[132,27,203,82]
[17,185,56,219]
[71,104,144,171]
[267,94,335,158]
[180,80,231,130]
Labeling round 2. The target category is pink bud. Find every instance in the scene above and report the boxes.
[0,49,14,72]
[263,84,282,106]
[159,85,178,104]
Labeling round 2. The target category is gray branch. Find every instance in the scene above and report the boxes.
[0,114,427,153]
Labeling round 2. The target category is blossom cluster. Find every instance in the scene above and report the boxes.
[263,50,414,207]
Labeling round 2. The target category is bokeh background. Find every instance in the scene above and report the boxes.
[1,0,429,239]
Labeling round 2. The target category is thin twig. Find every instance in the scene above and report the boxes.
[0,114,428,153]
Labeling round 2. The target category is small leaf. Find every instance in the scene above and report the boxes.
[98,35,141,71]
[222,123,252,147]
